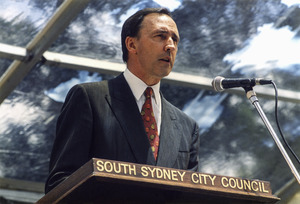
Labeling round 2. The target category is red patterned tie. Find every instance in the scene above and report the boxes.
[141,87,159,160]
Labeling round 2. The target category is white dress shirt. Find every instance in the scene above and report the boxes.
[123,68,162,135]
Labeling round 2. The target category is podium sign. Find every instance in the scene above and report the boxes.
[37,158,279,203]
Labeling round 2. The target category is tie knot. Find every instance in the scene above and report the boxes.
[144,87,153,98]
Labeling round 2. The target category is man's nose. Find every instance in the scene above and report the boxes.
[164,38,176,52]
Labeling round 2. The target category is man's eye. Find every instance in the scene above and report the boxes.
[156,34,166,39]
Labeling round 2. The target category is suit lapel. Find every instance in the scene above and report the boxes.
[106,74,156,165]
[156,96,182,168]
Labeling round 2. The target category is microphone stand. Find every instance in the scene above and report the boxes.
[244,87,300,184]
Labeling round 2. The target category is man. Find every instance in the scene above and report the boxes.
[45,8,200,194]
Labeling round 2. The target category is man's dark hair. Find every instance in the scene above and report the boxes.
[121,8,172,63]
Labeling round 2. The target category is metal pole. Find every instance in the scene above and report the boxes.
[246,89,300,184]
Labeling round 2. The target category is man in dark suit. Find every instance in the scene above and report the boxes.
[45,8,200,194]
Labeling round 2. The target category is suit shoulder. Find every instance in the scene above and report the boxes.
[70,81,108,95]
[64,81,109,105]
[75,81,108,90]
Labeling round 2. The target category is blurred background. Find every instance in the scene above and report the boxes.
[0,0,300,203]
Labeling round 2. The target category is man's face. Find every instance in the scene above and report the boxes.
[130,13,180,85]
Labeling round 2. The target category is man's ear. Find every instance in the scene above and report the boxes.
[125,36,137,54]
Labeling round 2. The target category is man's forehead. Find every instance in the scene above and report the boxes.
[142,13,179,35]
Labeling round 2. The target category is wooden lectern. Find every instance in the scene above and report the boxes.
[37,158,280,203]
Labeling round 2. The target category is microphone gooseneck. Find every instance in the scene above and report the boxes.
[211,76,272,92]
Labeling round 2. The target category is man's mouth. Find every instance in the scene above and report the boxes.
[160,57,171,63]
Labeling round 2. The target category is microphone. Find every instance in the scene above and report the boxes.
[212,76,272,92]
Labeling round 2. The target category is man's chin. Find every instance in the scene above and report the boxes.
[159,69,172,79]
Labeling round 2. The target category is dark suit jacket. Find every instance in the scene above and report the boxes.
[45,74,200,193]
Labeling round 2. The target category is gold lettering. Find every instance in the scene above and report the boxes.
[104,161,113,172]
[120,164,128,174]
[141,166,148,177]
[128,164,136,175]
[191,173,215,185]
[236,179,243,190]
[229,178,236,189]
[198,174,202,184]
[202,174,209,185]
[171,170,178,181]
[209,175,216,186]
[251,181,259,191]
[178,171,186,182]
[96,160,104,171]
[156,168,163,178]
[262,182,269,193]
[191,173,199,183]
[163,169,171,180]
[221,177,229,187]
[259,181,262,192]
[113,162,121,173]
[243,180,251,191]
[148,167,156,178]
[97,160,271,195]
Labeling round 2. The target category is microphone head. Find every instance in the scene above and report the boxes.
[211,76,224,92]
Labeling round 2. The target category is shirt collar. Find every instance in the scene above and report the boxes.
[123,68,160,104]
